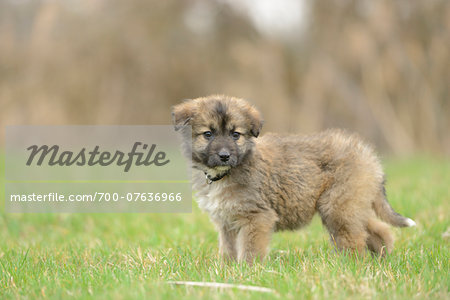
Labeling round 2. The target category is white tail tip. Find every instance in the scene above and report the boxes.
[406,218,416,227]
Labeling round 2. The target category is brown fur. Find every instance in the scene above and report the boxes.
[173,95,415,264]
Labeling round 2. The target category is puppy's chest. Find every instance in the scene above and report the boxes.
[195,183,243,223]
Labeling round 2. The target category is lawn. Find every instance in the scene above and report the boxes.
[0,157,449,299]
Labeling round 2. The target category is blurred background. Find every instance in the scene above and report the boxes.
[0,0,449,155]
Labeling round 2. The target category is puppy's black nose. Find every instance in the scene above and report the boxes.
[218,150,230,162]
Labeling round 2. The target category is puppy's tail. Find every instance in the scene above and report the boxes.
[373,184,416,228]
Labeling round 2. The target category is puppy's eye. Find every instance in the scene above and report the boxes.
[231,132,241,140]
[203,131,213,140]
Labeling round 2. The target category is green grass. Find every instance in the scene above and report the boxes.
[0,157,449,299]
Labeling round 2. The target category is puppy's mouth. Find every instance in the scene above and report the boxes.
[206,160,237,169]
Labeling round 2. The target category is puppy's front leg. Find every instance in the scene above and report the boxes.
[236,211,277,264]
[218,225,237,261]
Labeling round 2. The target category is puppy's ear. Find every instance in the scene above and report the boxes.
[172,99,195,131]
[247,105,264,137]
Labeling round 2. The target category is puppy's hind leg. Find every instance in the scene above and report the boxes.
[235,211,278,264]
[327,223,368,258]
[318,197,369,257]
[366,218,394,256]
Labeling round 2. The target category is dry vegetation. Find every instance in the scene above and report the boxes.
[0,0,449,154]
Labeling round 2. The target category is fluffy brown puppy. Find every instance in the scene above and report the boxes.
[173,95,415,263]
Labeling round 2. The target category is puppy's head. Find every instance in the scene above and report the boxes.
[172,95,263,172]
